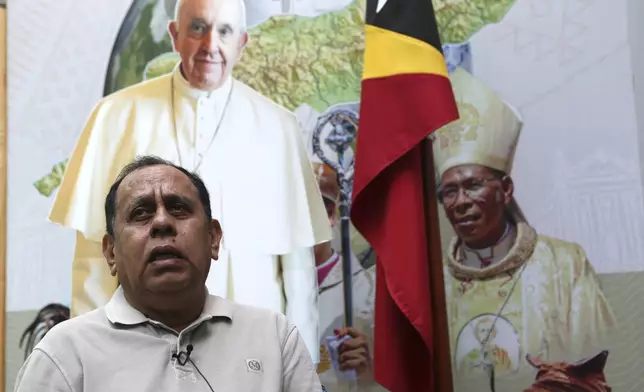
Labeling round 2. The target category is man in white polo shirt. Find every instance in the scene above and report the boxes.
[15,156,322,392]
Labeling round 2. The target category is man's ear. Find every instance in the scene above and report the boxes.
[240,31,249,48]
[501,175,514,206]
[210,219,223,260]
[102,234,118,276]
[168,21,179,50]
[236,32,249,60]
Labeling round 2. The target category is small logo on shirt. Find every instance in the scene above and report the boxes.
[246,359,263,374]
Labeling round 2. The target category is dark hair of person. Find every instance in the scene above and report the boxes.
[104,155,212,236]
[19,303,70,360]
[486,167,506,180]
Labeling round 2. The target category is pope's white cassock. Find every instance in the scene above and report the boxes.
[49,64,332,363]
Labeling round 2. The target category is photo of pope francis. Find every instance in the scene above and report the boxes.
[48,0,331,364]
[433,68,616,379]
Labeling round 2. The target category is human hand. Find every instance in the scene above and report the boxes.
[334,327,372,378]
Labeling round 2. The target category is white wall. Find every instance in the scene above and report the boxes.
[629,0,644,189]
[6,0,133,311]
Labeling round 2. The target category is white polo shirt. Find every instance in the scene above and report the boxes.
[14,287,323,392]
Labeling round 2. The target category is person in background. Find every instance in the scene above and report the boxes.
[19,304,70,361]
[311,162,384,391]
[16,156,322,391]
[48,0,330,364]
[434,68,616,380]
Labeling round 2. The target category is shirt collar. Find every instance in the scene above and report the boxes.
[105,286,233,326]
[460,223,517,269]
[172,62,233,104]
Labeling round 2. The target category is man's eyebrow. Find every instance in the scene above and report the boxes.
[190,17,208,25]
[163,193,196,208]
[123,194,153,212]
[219,22,233,31]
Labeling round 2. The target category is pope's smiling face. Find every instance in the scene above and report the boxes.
[169,0,248,91]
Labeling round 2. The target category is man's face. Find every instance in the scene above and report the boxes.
[312,197,338,266]
[324,198,338,228]
[440,164,513,248]
[169,0,248,91]
[476,321,494,344]
[103,165,221,299]
[476,323,491,343]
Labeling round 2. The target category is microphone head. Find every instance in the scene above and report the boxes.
[187,344,194,352]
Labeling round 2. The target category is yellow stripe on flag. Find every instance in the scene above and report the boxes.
[362,25,448,81]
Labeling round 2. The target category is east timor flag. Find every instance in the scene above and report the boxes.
[350,0,459,391]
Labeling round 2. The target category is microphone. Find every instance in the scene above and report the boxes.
[172,344,193,366]
[171,344,215,391]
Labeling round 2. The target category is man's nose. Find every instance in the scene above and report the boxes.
[452,188,472,211]
[150,208,177,238]
[201,30,219,52]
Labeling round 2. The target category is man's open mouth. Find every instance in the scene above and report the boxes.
[148,246,186,264]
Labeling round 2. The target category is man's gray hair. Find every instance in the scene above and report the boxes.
[173,0,247,32]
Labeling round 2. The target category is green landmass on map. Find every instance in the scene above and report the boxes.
[235,0,366,112]
[35,0,516,198]
[107,3,174,94]
[33,159,69,197]
[434,0,517,43]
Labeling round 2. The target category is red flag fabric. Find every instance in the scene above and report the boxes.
[350,0,459,390]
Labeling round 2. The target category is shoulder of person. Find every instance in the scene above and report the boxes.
[82,75,171,135]
[224,296,288,323]
[217,296,293,335]
[33,308,106,356]
[534,234,600,280]
[96,74,172,110]
[536,234,586,260]
[231,79,299,126]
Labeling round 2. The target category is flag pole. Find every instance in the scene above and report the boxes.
[420,136,454,392]
[338,180,354,328]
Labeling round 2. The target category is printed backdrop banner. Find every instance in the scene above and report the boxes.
[6,0,644,390]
